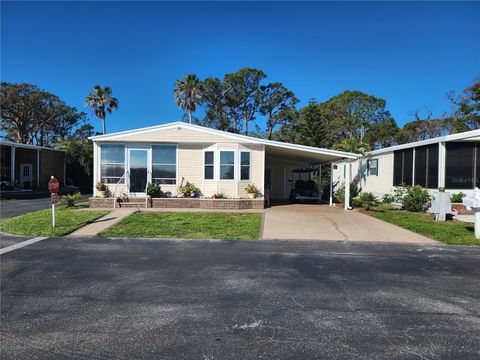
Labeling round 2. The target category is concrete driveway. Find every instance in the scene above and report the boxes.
[262,204,435,243]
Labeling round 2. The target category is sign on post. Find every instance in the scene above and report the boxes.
[48,176,60,227]
[48,177,60,193]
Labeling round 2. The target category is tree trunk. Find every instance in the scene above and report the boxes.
[188,111,192,124]
[244,117,248,136]
[102,118,106,135]
[267,118,273,140]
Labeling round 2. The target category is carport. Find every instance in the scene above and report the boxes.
[263,142,358,209]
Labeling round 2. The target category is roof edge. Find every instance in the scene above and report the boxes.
[89,121,359,159]
[0,141,65,152]
[367,129,480,156]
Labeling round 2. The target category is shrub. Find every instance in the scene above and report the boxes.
[177,182,200,197]
[451,192,466,203]
[358,192,379,210]
[212,193,228,199]
[402,185,431,212]
[61,192,81,207]
[353,192,379,210]
[394,184,408,202]
[146,183,162,198]
[245,183,259,194]
[334,179,361,206]
[353,197,362,208]
[382,193,395,204]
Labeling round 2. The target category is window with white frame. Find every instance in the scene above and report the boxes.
[240,152,250,180]
[152,145,176,184]
[101,144,125,184]
[204,151,214,180]
[220,151,235,180]
[367,159,378,176]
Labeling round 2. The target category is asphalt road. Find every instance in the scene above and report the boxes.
[1,237,480,359]
[0,194,91,218]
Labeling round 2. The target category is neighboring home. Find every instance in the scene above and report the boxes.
[0,141,66,190]
[332,129,480,198]
[89,121,358,208]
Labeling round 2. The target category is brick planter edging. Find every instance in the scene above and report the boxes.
[89,197,265,209]
[88,197,115,208]
[452,203,474,215]
[151,198,264,209]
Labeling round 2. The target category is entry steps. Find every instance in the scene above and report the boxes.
[116,196,150,208]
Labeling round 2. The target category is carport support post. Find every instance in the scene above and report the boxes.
[344,161,350,210]
[329,163,333,206]
[11,145,15,185]
[318,164,322,203]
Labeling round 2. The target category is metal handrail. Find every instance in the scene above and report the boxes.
[113,171,128,209]
[145,170,151,208]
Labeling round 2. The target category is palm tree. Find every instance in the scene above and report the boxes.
[85,85,119,135]
[173,74,202,124]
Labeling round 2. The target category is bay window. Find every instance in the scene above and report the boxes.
[220,151,235,180]
[204,151,214,180]
[152,145,176,184]
[240,152,250,180]
[101,144,125,184]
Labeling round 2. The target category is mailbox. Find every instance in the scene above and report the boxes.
[463,188,480,239]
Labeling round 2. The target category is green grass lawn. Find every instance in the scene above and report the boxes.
[369,210,478,246]
[99,212,263,240]
[0,207,108,237]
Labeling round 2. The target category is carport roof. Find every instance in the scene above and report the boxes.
[0,141,65,152]
[89,121,358,162]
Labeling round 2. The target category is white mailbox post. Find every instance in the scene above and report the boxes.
[463,187,480,239]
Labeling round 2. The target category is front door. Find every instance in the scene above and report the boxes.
[20,163,33,187]
[129,149,148,194]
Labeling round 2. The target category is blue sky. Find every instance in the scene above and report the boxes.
[2,1,479,135]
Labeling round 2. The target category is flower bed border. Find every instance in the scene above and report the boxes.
[89,197,265,210]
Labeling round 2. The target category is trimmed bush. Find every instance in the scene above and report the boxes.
[146,183,162,198]
[402,185,431,212]
[382,193,395,204]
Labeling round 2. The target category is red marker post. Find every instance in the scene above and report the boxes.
[48,176,60,227]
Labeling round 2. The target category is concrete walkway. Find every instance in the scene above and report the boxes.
[68,209,136,237]
[262,204,436,243]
